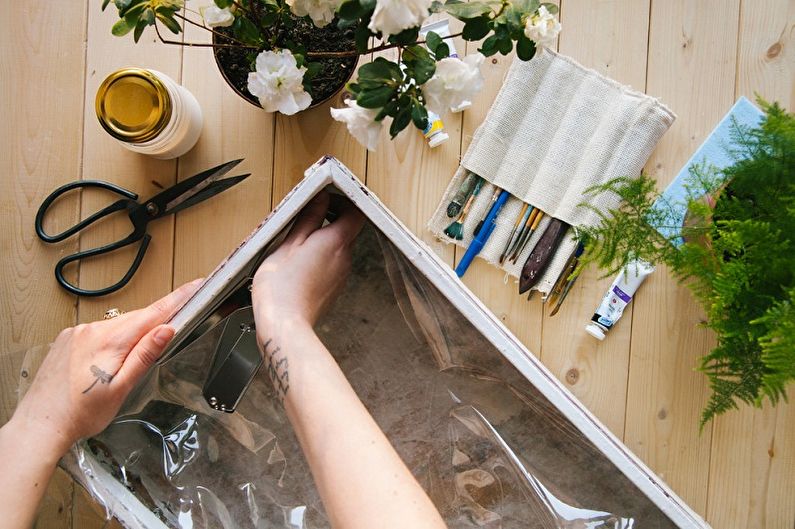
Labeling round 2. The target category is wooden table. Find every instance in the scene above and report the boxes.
[2,1,794,527]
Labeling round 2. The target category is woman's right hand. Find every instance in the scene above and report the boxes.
[251,191,365,337]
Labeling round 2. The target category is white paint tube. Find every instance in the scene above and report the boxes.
[585,260,655,340]
[419,19,471,112]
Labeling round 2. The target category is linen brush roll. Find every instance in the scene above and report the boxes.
[428,48,675,294]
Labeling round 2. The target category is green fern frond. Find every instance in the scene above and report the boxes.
[577,98,795,428]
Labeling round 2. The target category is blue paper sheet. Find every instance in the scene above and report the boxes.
[653,96,764,245]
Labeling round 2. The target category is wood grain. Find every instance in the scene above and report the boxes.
[624,0,741,515]
[2,1,795,528]
[0,2,87,525]
[172,0,276,286]
[0,0,86,350]
[539,0,651,437]
[705,2,795,527]
[365,15,462,264]
[76,0,183,323]
[272,90,367,206]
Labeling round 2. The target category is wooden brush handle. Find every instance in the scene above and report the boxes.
[519,218,569,294]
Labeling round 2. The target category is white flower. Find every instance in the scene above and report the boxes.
[330,99,383,151]
[368,0,433,40]
[286,0,341,28]
[523,5,561,45]
[421,53,484,115]
[201,5,234,28]
[247,50,312,115]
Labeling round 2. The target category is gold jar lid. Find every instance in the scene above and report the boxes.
[95,68,172,143]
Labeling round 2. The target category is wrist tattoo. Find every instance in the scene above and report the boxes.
[82,365,113,394]
[262,339,289,403]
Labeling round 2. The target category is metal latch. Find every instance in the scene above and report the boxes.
[202,306,262,413]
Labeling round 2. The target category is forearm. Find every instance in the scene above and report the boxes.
[0,415,71,529]
[260,319,446,529]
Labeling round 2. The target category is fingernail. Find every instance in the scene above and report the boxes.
[153,326,174,347]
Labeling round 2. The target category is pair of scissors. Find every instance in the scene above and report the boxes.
[35,159,250,297]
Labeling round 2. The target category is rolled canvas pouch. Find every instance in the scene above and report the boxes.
[428,47,675,293]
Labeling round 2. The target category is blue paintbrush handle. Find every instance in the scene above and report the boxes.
[456,190,510,277]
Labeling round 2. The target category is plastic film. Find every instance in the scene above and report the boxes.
[58,223,676,528]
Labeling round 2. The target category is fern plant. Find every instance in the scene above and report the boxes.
[577,100,795,427]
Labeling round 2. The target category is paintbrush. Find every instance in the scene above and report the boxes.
[549,245,584,317]
[519,218,570,294]
[546,241,584,309]
[444,178,483,240]
[499,202,529,264]
[456,189,510,277]
[446,171,481,218]
[509,209,544,264]
[473,186,502,236]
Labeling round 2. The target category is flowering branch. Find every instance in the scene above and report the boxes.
[103,0,561,148]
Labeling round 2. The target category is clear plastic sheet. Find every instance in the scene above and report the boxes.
[74,224,676,528]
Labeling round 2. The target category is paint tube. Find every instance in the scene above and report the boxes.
[585,260,655,340]
[422,110,449,147]
[419,19,471,112]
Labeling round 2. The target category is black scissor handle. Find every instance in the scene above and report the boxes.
[35,180,139,243]
[54,233,152,297]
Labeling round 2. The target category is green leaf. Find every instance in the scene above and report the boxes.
[111,17,135,36]
[338,0,366,20]
[233,15,262,45]
[404,45,436,84]
[360,0,376,8]
[479,34,500,56]
[434,42,450,59]
[497,35,513,55]
[118,0,146,17]
[305,61,322,79]
[141,7,155,25]
[157,13,181,34]
[133,17,147,42]
[425,31,443,54]
[214,0,233,7]
[357,86,397,108]
[516,35,536,60]
[375,99,399,121]
[443,0,492,20]
[114,0,133,12]
[388,26,420,46]
[358,57,401,81]
[389,103,412,137]
[354,23,371,53]
[411,101,428,130]
[102,0,112,11]
[462,16,490,40]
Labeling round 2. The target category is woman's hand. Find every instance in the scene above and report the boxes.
[251,191,365,335]
[10,279,202,454]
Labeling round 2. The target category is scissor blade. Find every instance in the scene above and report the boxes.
[162,174,250,217]
[149,159,245,213]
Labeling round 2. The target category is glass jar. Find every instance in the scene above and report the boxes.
[95,68,203,160]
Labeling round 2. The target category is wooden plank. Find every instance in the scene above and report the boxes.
[0,1,85,351]
[705,3,795,527]
[454,5,560,360]
[172,0,275,285]
[624,0,741,515]
[76,0,183,323]
[538,0,651,437]
[365,16,461,264]
[0,2,87,527]
[271,78,367,205]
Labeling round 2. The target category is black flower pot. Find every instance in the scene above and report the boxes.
[212,21,358,111]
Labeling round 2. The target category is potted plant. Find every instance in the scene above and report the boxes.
[576,100,795,427]
[102,0,561,149]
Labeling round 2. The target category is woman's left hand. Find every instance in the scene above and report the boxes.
[10,279,202,454]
